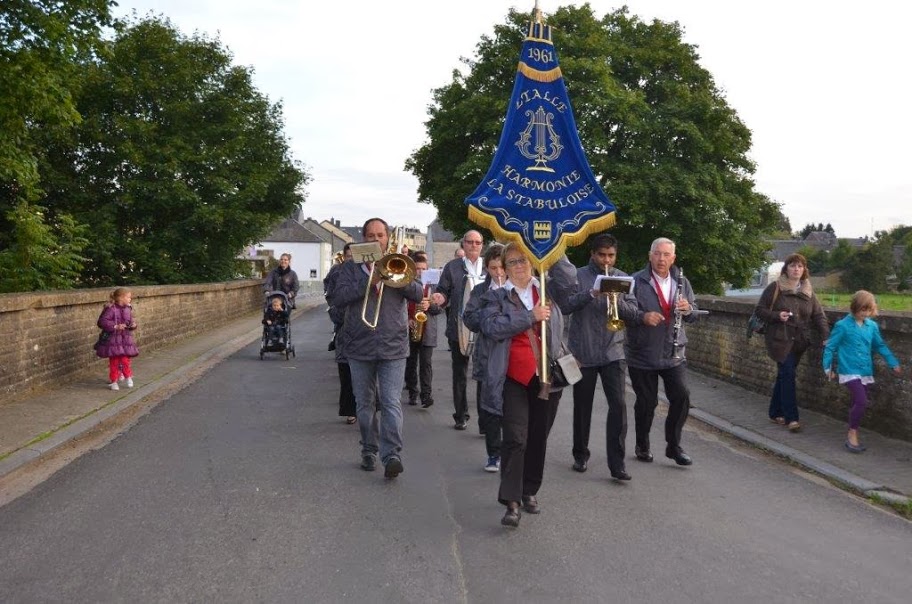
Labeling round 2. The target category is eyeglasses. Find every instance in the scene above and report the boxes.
[505,257,529,267]
[464,240,483,245]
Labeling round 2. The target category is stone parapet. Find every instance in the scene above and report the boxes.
[687,296,912,441]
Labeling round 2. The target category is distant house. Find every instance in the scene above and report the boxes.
[253,217,330,281]
[766,231,866,262]
[320,218,354,245]
[425,219,459,268]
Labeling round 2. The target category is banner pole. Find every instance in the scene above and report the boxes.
[539,268,549,394]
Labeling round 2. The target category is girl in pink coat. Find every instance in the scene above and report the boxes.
[95,288,139,390]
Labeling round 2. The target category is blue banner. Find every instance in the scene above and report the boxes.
[465,15,616,270]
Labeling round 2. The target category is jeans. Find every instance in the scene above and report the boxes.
[572,361,627,473]
[769,353,799,423]
[629,364,690,452]
[449,341,470,422]
[349,358,406,464]
[479,406,502,457]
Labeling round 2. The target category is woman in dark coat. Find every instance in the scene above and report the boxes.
[263,253,300,307]
[474,243,576,528]
[754,253,829,431]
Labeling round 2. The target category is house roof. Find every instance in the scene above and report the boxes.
[262,218,323,244]
[428,218,457,242]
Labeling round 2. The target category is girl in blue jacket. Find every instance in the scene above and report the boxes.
[823,290,901,453]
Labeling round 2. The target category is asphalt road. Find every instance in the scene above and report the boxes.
[1,308,911,603]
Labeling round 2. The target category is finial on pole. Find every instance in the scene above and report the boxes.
[533,0,542,24]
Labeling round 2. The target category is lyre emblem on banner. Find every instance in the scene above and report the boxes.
[516,105,564,172]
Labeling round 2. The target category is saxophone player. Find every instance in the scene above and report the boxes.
[625,237,702,467]
[405,253,442,408]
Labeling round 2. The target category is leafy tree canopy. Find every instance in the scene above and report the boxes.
[27,16,311,286]
[796,222,835,239]
[406,4,780,293]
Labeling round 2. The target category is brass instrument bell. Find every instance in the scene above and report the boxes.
[361,227,417,329]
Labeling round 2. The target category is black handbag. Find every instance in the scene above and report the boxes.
[93,330,111,350]
[747,283,779,339]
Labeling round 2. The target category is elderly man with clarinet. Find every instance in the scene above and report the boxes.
[625,237,707,467]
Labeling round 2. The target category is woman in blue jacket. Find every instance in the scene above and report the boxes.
[822,290,901,453]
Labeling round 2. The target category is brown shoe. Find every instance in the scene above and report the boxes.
[501,502,521,527]
[787,421,801,432]
[770,416,786,425]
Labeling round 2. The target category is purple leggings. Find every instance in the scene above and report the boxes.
[844,379,870,430]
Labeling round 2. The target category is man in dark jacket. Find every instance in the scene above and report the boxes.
[326,218,423,478]
[564,234,638,480]
[404,253,443,408]
[430,230,486,430]
[625,237,703,467]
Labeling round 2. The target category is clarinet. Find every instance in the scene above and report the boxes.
[671,268,686,360]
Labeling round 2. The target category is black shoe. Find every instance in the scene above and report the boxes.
[572,459,588,473]
[454,420,468,430]
[420,399,434,409]
[666,447,693,466]
[521,495,541,514]
[501,503,521,527]
[360,455,376,471]
[384,456,404,478]
[634,446,653,462]
[610,469,632,481]
[407,398,418,406]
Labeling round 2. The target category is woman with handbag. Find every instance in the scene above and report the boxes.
[473,242,576,528]
[754,253,830,431]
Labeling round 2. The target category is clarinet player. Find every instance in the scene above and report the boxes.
[626,237,703,466]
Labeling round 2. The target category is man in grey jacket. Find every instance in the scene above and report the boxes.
[625,237,702,467]
[564,234,638,480]
[326,218,424,478]
[430,230,486,430]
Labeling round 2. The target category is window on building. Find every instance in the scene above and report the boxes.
[310,269,317,278]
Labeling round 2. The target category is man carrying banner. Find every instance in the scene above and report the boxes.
[564,233,638,480]
[431,230,486,431]
[625,237,702,467]
[326,218,423,479]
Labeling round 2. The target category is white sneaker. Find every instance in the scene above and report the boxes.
[125,377,134,388]
[109,382,120,391]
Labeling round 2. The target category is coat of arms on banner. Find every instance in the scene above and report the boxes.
[465,5,617,270]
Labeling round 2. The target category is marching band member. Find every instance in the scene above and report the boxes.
[626,237,701,467]
[564,234,638,480]
[473,243,576,528]
[324,243,356,424]
[431,230,486,431]
[404,253,442,408]
[462,243,507,473]
[326,218,423,479]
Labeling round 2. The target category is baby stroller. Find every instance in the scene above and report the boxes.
[260,291,296,360]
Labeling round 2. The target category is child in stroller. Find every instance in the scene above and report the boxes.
[260,291,295,359]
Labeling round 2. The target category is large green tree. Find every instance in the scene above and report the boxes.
[39,17,309,285]
[406,4,780,292]
[0,0,113,289]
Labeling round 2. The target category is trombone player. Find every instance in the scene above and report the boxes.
[564,234,637,480]
[326,217,423,479]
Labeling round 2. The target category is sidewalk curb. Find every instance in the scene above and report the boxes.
[642,382,911,506]
[0,302,320,483]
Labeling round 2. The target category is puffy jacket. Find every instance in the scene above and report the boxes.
[823,314,898,376]
[95,304,139,358]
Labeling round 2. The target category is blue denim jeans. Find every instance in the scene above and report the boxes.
[770,352,799,423]
[349,358,406,464]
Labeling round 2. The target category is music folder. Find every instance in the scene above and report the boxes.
[349,242,384,264]
[594,275,634,294]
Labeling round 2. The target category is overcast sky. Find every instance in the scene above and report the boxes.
[113,0,910,239]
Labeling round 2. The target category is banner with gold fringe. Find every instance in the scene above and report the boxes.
[465,6,616,270]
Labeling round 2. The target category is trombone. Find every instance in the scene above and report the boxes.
[361,227,417,329]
